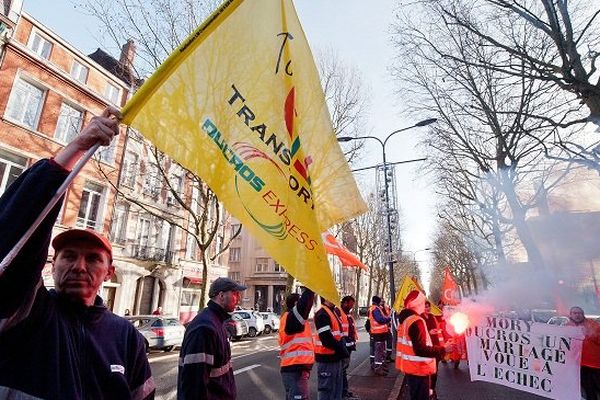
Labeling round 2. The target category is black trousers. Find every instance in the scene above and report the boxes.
[405,374,430,400]
[582,366,600,400]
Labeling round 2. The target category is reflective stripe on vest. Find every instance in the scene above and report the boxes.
[209,360,232,377]
[395,314,436,376]
[278,312,315,367]
[369,305,389,335]
[313,306,343,355]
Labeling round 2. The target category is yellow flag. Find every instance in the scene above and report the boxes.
[121,0,367,303]
[393,276,442,316]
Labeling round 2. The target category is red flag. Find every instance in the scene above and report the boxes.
[321,232,368,271]
[441,267,461,305]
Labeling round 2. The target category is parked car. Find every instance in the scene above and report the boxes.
[358,306,369,317]
[126,315,186,352]
[548,314,600,326]
[231,310,265,337]
[259,312,280,334]
[225,313,249,341]
[547,316,569,326]
[531,309,558,323]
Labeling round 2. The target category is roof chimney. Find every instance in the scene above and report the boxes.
[119,39,136,70]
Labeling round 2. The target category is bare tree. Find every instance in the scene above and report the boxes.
[431,221,485,297]
[317,49,370,165]
[391,2,572,270]
[408,0,600,125]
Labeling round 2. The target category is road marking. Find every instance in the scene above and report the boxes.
[149,353,179,364]
[234,364,261,375]
[232,346,279,359]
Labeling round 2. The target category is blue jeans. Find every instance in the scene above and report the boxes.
[281,370,311,400]
[317,360,344,400]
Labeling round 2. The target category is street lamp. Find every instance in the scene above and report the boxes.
[338,118,437,306]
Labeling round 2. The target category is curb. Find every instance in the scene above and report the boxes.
[387,372,404,400]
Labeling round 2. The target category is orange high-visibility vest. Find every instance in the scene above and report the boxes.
[313,305,343,355]
[395,314,436,376]
[368,305,389,335]
[278,311,315,367]
[340,310,358,347]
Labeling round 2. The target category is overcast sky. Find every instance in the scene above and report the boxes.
[24,0,439,286]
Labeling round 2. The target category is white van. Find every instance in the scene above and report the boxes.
[231,310,266,337]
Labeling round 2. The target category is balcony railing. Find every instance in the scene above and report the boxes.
[131,244,175,264]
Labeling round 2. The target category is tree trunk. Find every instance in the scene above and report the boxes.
[497,169,546,270]
[353,269,361,318]
[199,249,209,310]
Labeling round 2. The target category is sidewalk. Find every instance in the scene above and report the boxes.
[349,358,547,400]
[347,356,401,400]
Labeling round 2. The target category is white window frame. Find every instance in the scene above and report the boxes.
[0,148,27,196]
[5,77,46,130]
[120,151,139,187]
[70,60,89,84]
[255,257,269,273]
[105,82,120,105]
[229,247,241,262]
[54,102,83,143]
[111,203,129,244]
[95,140,116,164]
[76,182,106,230]
[27,30,53,60]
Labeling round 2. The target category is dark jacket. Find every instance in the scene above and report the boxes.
[314,303,349,363]
[178,300,235,400]
[0,159,154,400]
[397,309,445,360]
[281,288,315,373]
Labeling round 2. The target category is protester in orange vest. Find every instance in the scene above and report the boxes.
[368,296,391,375]
[380,299,394,362]
[339,296,359,400]
[566,306,600,400]
[422,300,445,399]
[396,290,451,400]
[314,297,349,400]
[278,288,315,400]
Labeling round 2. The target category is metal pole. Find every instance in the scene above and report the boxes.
[382,145,396,307]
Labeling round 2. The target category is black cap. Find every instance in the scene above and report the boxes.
[208,277,247,298]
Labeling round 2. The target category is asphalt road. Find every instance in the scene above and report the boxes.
[149,324,371,400]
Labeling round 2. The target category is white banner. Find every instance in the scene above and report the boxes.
[465,316,585,400]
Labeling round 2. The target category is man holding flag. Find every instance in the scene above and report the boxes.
[0,107,155,400]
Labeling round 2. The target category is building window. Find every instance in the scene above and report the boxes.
[0,148,27,196]
[167,173,183,206]
[105,82,120,105]
[255,257,269,273]
[231,223,241,237]
[54,102,83,143]
[228,271,241,282]
[274,261,282,272]
[229,247,241,262]
[96,140,116,164]
[143,162,160,198]
[76,182,105,230]
[120,151,138,187]
[136,216,151,248]
[6,78,45,130]
[28,31,52,59]
[186,232,197,260]
[110,203,129,244]
[70,60,89,84]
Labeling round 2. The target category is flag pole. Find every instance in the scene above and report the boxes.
[0,143,101,276]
